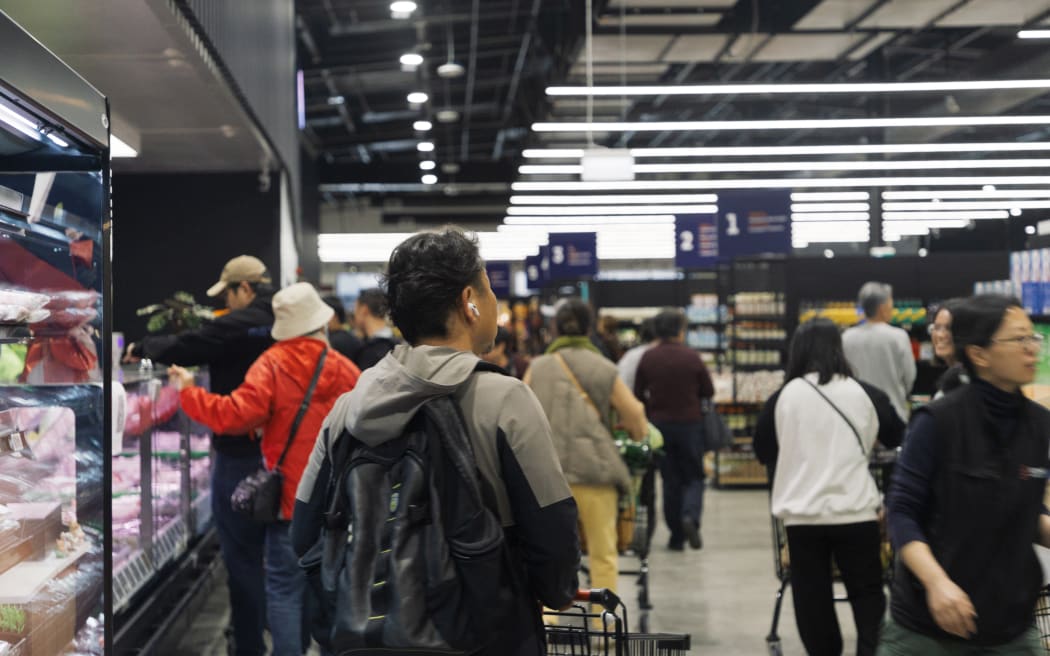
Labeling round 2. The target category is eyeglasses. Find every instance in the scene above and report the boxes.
[991,334,1045,350]
[928,324,951,335]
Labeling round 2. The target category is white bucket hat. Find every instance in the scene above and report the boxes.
[271,283,334,341]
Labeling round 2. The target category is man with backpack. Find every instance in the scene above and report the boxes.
[291,228,580,656]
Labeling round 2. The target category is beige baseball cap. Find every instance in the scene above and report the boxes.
[271,283,334,341]
[206,255,272,297]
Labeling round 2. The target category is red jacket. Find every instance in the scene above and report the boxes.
[180,337,360,519]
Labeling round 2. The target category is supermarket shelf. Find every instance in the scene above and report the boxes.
[733,364,783,371]
[733,314,786,322]
[192,491,212,536]
[153,517,188,570]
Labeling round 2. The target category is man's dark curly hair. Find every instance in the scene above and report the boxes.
[384,228,484,345]
[356,288,390,319]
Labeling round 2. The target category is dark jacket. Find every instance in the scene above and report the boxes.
[328,329,361,362]
[293,345,579,656]
[350,335,400,371]
[634,340,714,423]
[888,381,1050,646]
[134,295,274,456]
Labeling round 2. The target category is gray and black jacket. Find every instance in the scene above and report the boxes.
[292,344,580,655]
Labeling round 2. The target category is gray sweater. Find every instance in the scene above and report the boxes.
[842,322,917,421]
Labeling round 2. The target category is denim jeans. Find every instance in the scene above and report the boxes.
[654,421,705,545]
[212,451,268,656]
[266,521,307,656]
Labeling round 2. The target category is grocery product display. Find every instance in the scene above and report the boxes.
[0,19,112,654]
[798,299,926,328]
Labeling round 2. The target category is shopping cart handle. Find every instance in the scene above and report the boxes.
[574,588,621,612]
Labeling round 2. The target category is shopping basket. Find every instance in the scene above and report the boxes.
[544,589,691,656]
[1035,585,1050,651]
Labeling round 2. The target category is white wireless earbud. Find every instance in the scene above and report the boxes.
[469,303,480,317]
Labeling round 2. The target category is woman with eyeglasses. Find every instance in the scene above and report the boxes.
[880,295,1050,655]
[928,299,967,398]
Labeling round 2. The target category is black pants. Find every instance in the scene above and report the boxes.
[785,521,885,656]
[654,421,704,546]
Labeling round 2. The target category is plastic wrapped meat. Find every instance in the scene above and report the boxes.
[111,495,140,525]
[123,394,152,437]
[151,431,181,454]
[110,457,140,490]
[0,288,50,324]
[152,386,179,425]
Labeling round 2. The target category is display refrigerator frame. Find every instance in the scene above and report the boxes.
[0,9,112,655]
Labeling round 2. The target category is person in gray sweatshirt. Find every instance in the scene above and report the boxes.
[842,282,917,421]
[292,228,580,656]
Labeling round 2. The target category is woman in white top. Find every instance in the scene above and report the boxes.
[755,318,905,656]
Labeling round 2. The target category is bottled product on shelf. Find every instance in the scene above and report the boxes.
[798,299,926,328]
[686,294,727,324]
[733,292,785,318]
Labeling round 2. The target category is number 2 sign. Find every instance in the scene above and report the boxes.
[674,214,719,269]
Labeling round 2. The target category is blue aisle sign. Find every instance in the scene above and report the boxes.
[486,262,511,298]
[675,213,719,269]
[539,245,552,285]
[524,254,542,290]
[549,232,598,280]
[717,190,792,257]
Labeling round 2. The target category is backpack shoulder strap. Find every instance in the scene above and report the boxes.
[323,425,358,530]
[800,377,866,456]
[473,360,509,376]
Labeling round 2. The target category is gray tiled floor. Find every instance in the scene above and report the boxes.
[174,487,865,654]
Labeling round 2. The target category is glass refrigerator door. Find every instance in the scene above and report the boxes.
[0,34,109,656]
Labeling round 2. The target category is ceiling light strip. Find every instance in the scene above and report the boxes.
[791,192,870,201]
[883,210,1010,220]
[546,80,1050,97]
[791,212,871,222]
[521,159,1050,175]
[512,176,1050,191]
[532,116,1050,133]
[883,189,1050,200]
[790,203,871,212]
[506,205,717,216]
[884,200,1050,211]
[524,143,1050,159]
[509,194,719,205]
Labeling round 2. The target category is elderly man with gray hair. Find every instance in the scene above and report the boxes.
[842,282,917,421]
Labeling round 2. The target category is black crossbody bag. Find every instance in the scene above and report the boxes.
[231,348,328,523]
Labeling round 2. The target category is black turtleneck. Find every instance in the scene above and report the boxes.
[972,377,1024,443]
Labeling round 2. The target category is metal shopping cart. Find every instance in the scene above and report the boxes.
[765,450,898,656]
[544,589,691,656]
[1035,586,1050,651]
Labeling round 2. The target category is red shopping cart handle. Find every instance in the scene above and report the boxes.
[574,588,621,612]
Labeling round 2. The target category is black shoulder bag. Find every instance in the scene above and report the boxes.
[232,348,329,523]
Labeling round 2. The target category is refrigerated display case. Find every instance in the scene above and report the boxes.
[0,10,111,655]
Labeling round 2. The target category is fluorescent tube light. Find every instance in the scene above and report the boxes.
[883,189,1050,200]
[523,142,1050,159]
[884,200,1050,211]
[110,134,139,158]
[504,216,677,226]
[45,133,69,148]
[521,159,1050,175]
[512,176,1050,192]
[883,210,1009,221]
[791,203,871,212]
[791,192,870,202]
[791,212,871,222]
[1018,30,1050,39]
[531,116,1050,133]
[510,194,718,205]
[500,220,677,232]
[546,80,1050,97]
[506,205,717,216]
[0,103,40,141]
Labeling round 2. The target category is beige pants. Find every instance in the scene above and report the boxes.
[572,484,619,595]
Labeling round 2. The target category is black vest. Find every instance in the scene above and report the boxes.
[891,383,1050,645]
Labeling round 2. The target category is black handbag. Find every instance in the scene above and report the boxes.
[231,348,328,523]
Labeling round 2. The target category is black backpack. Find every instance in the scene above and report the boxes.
[301,364,519,655]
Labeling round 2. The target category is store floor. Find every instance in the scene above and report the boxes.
[173,487,862,655]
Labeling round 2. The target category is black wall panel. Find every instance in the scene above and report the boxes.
[111,172,280,340]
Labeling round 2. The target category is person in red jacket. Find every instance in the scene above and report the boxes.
[168,282,360,656]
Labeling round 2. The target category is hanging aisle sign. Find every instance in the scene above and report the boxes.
[549,232,598,281]
[524,254,542,290]
[675,213,719,269]
[539,245,552,286]
[486,262,511,298]
[717,190,792,257]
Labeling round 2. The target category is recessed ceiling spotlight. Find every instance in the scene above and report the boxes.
[823,249,834,259]
[436,109,460,123]
[422,174,438,185]
[390,1,417,18]
[413,120,433,131]
[400,53,424,67]
[1010,207,1022,216]
[1026,225,1037,235]
[407,92,429,104]
[327,95,345,105]
[441,162,461,175]
[983,184,996,191]
[417,141,435,152]
[918,248,929,257]
[419,160,436,170]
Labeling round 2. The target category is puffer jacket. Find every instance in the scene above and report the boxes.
[180,337,360,518]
